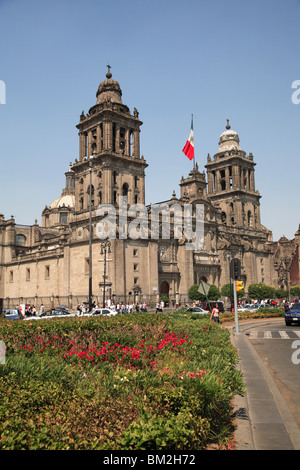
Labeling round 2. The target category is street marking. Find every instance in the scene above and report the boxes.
[248,330,300,340]
[279,330,290,339]
[264,330,272,339]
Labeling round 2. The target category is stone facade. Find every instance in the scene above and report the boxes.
[0,68,299,309]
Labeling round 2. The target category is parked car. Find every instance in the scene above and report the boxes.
[243,304,260,312]
[24,308,75,320]
[184,307,210,314]
[237,304,252,312]
[90,308,117,317]
[3,308,24,320]
[285,302,300,326]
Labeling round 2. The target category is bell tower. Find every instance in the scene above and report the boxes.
[205,120,261,229]
[73,66,147,211]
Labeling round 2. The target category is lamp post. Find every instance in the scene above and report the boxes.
[100,240,111,308]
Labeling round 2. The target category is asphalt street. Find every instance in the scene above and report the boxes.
[230,318,300,450]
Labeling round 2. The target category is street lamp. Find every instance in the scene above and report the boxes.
[100,240,111,308]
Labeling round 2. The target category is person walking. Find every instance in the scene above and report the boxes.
[210,305,219,323]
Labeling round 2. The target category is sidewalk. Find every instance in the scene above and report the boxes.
[231,325,300,450]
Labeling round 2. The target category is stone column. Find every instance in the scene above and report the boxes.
[207,171,213,194]
[225,167,230,190]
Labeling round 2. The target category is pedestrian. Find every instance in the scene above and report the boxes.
[210,305,219,323]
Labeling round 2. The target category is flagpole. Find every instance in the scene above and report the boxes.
[192,114,195,170]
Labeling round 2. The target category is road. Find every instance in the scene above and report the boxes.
[241,318,300,430]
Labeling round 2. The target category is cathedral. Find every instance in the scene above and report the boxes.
[0,68,299,309]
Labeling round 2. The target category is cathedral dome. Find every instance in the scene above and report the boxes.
[48,194,75,209]
[218,120,240,152]
[96,66,123,105]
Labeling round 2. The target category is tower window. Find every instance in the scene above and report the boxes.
[60,213,68,224]
[26,268,30,281]
[248,211,252,226]
[99,123,103,151]
[129,130,133,156]
[120,127,126,154]
[87,185,95,206]
[15,234,26,246]
[84,133,88,157]
[122,183,129,198]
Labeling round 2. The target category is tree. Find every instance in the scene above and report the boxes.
[188,284,220,301]
[248,283,275,301]
[275,288,287,299]
[290,285,300,298]
[208,285,220,301]
[221,283,244,299]
[188,285,204,301]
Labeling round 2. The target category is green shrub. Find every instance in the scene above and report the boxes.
[118,410,210,450]
[0,314,244,450]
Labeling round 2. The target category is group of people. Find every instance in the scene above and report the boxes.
[76,300,148,315]
[18,304,45,317]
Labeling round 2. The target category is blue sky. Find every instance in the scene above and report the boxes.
[0,0,299,241]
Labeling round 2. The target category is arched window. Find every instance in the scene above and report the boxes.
[221,212,227,225]
[248,210,252,226]
[87,185,95,206]
[15,234,26,246]
[122,183,129,197]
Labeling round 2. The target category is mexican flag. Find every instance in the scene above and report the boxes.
[182,116,194,160]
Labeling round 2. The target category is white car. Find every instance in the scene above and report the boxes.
[23,308,76,320]
[238,304,260,312]
[184,307,210,314]
[88,308,117,317]
[237,304,252,312]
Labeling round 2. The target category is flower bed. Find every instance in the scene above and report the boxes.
[0,313,245,450]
